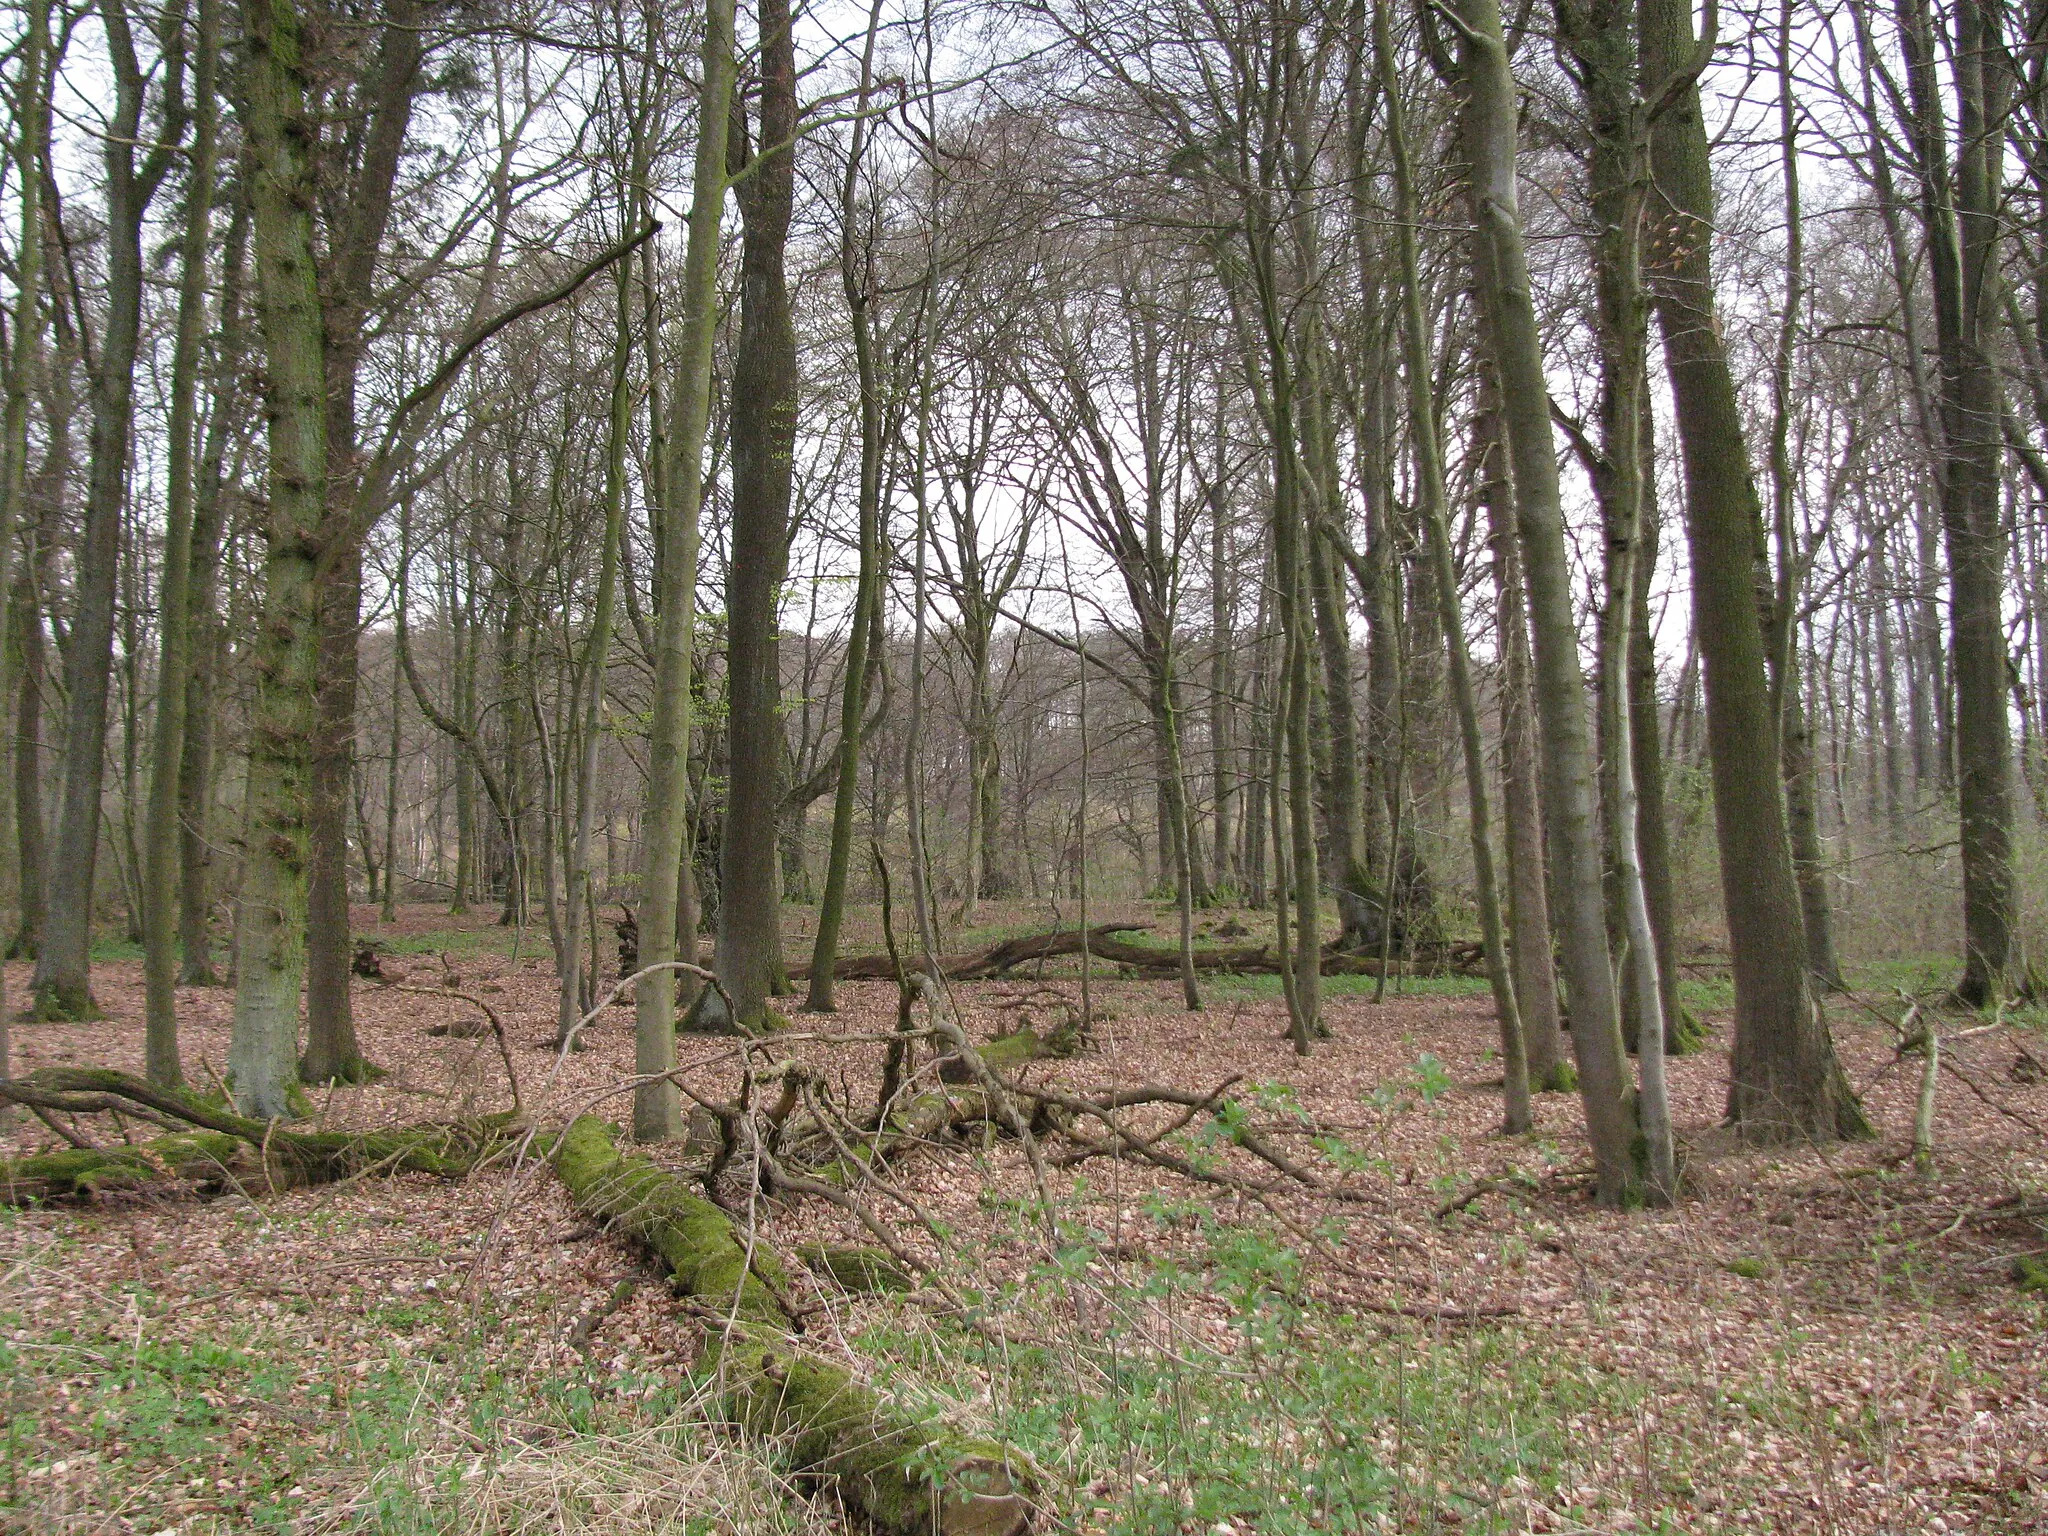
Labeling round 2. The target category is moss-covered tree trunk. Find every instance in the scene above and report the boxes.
[553,1115,1035,1536]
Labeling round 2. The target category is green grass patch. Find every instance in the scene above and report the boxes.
[854,1209,1718,1534]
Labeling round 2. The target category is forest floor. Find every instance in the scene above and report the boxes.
[3,899,2046,1535]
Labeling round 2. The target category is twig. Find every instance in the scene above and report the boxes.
[389,985,523,1113]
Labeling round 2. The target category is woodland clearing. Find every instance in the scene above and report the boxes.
[2,901,2044,1536]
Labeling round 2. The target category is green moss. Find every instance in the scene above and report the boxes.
[0,1132,243,1202]
[798,1243,914,1294]
[1726,1257,1768,1280]
[2012,1256,2048,1293]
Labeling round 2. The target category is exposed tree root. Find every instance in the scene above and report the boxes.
[551,1115,1037,1536]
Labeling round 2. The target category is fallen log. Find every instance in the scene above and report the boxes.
[787,923,1152,982]
[1081,933,1485,978]
[0,1068,517,1205]
[794,925,1485,982]
[552,1115,1036,1536]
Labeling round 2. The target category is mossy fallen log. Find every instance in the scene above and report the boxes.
[1081,933,1485,978]
[0,1131,246,1203]
[0,1068,518,1205]
[552,1115,1036,1536]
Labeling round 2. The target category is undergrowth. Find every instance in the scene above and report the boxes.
[0,1223,816,1536]
[857,1211,1689,1535]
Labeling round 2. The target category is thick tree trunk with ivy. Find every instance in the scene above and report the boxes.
[228,0,329,1120]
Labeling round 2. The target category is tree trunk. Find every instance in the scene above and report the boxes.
[1629,420,1688,1048]
[1459,0,1642,1203]
[1375,0,1530,1133]
[142,0,220,1085]
[560,268,629,1044]
[0,0,49,1008]
[1762,10,1845,995]
[1898,0,2025,1004]
[8,566,45,963]
[806,22,887,1010]
[632,0,734,1138]
[301,0,424,1084]
[718,0,800,1029]
[1475,389,1568,1086]
[31,0,181,1021]
[177,200,249,988]
[230,0,329,1119]
[1640,0,1868,1139]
